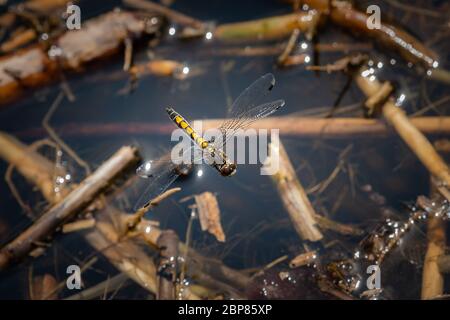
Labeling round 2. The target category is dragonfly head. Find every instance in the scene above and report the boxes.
[219,162,237,176]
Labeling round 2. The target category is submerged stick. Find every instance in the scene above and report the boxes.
[214,10,320,41]
[18,117,450,139]
[0,29,37,54]
[156,230,179,300]
[134,221,251,294]
[421,182,447,299]
[65,273,128,300]
[289,251,317,268]
[355,69,450,190]
[123,0,204,29]
[0,10,161,105]
[298,0,438,69]
[0,132,201,299]
[0,132,55,200]
[421,215,446,298]
[264,136,323,242]
[0,146,138,270]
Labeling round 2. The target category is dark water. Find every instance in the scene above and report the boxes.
[0,0,449,299]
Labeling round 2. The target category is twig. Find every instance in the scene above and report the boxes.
[421,179,447,299]
[382,0,441,18]
[126,187,181,232]
[0,132,200,299]
[299,0,438,69]
[178,208,195,299]
[18,116,450,139]
[421,214,446,298]
[0,132,55,201]
[264,135,323,241]
[355,67,450,191]
[123,0,204,29]
[434,139,450,153]
[0,10,161,106]
[65,273,128,300]
[307,53,368,73]
[42,91,91,176]
[214,10,320,41]
[5,163,34,218]
[156,230,179,300]
[123,37,133,72]
[277,29,300,66]
[0,28,37,53]
[42,256,98,300]
[290,251,317,268]
[313,214,363,236]
[0,146,138,270]
[62,218,96,233]
[134,221,251,295]
[250,255,289,279]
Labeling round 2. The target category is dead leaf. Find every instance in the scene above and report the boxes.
[194,192,225,242]
[31,274,58,300]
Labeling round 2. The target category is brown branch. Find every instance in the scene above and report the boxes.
[17,117,450,139]
[421,181,447,299]
[290,251,317,268]
[199,116,450,139]
[0,131,201,299]
[123,0,204,29]
[355,68,450,192]
[0,28,37,54]
[214,10,320,41]
[0,132,55,200]
[156,230,179,300]
[134,220,251,295]
[264,135,323,242]
[65,272,128,300]
[298,0,438,69]
[421,215,446,298]
[0,145,138,270]
[126,187,181,232]
[0,10,161,106]
[313,214,363,236]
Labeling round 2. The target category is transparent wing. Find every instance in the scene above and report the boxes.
[134,145,203,210]
[215,74,285,150]
[219,73,276,134]
[221,99,285,135]
[134,160,181,210]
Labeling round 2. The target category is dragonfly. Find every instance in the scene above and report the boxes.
[134,73,285,210]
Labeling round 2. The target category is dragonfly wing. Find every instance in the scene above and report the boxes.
[215,99,285,150]
[219,73,276,134]
[227,73,276,118]
[134,160,180,210]
[134,145,204,210]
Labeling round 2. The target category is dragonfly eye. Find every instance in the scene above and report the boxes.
[220,163,237,176]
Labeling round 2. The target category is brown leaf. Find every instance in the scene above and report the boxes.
[194,192,225,242]
[31,274,58,300]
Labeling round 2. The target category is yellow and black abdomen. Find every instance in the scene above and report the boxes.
[166,107,209,149]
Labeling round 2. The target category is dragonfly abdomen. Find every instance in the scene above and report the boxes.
[166,107,209,149]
